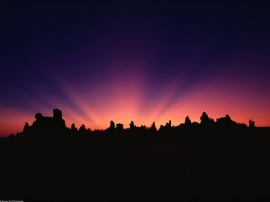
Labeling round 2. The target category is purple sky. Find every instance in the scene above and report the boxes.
[1,1,270,136]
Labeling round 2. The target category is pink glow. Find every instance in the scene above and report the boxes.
[0,108,35,136]
[1,67,269,137]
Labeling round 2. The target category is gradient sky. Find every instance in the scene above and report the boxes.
[1,1,270,136]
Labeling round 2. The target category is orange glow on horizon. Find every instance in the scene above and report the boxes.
[1,69,269,137]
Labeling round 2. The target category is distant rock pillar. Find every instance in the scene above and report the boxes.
[35,113,43,122]
[249,119,255,128]
[53,109,63,120]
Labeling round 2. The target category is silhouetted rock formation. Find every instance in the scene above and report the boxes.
[110,120,115,130]
[10,108,256,140]
[185,116,192,125]
[216,114,237,127]
[116,123,124,130]
[150,122,157,132]
[15,108,67,138]
[4,109,270,202]
[70,123,78,135]
[249,119,255,128]
[200,112,215,126]
[129,121,136,130]
[23,122,30,133]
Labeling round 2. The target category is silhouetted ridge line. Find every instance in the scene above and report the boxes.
[9,109,255,139]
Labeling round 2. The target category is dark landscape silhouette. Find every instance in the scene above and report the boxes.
[1,0,270,201]
[9,108,252,139]
[1,109,270,201]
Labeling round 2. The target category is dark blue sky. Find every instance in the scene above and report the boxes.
[1,1,270,135]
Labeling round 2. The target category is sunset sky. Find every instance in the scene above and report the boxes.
[1,1,270,136]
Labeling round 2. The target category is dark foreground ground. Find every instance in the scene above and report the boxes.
[1,128,270,201]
